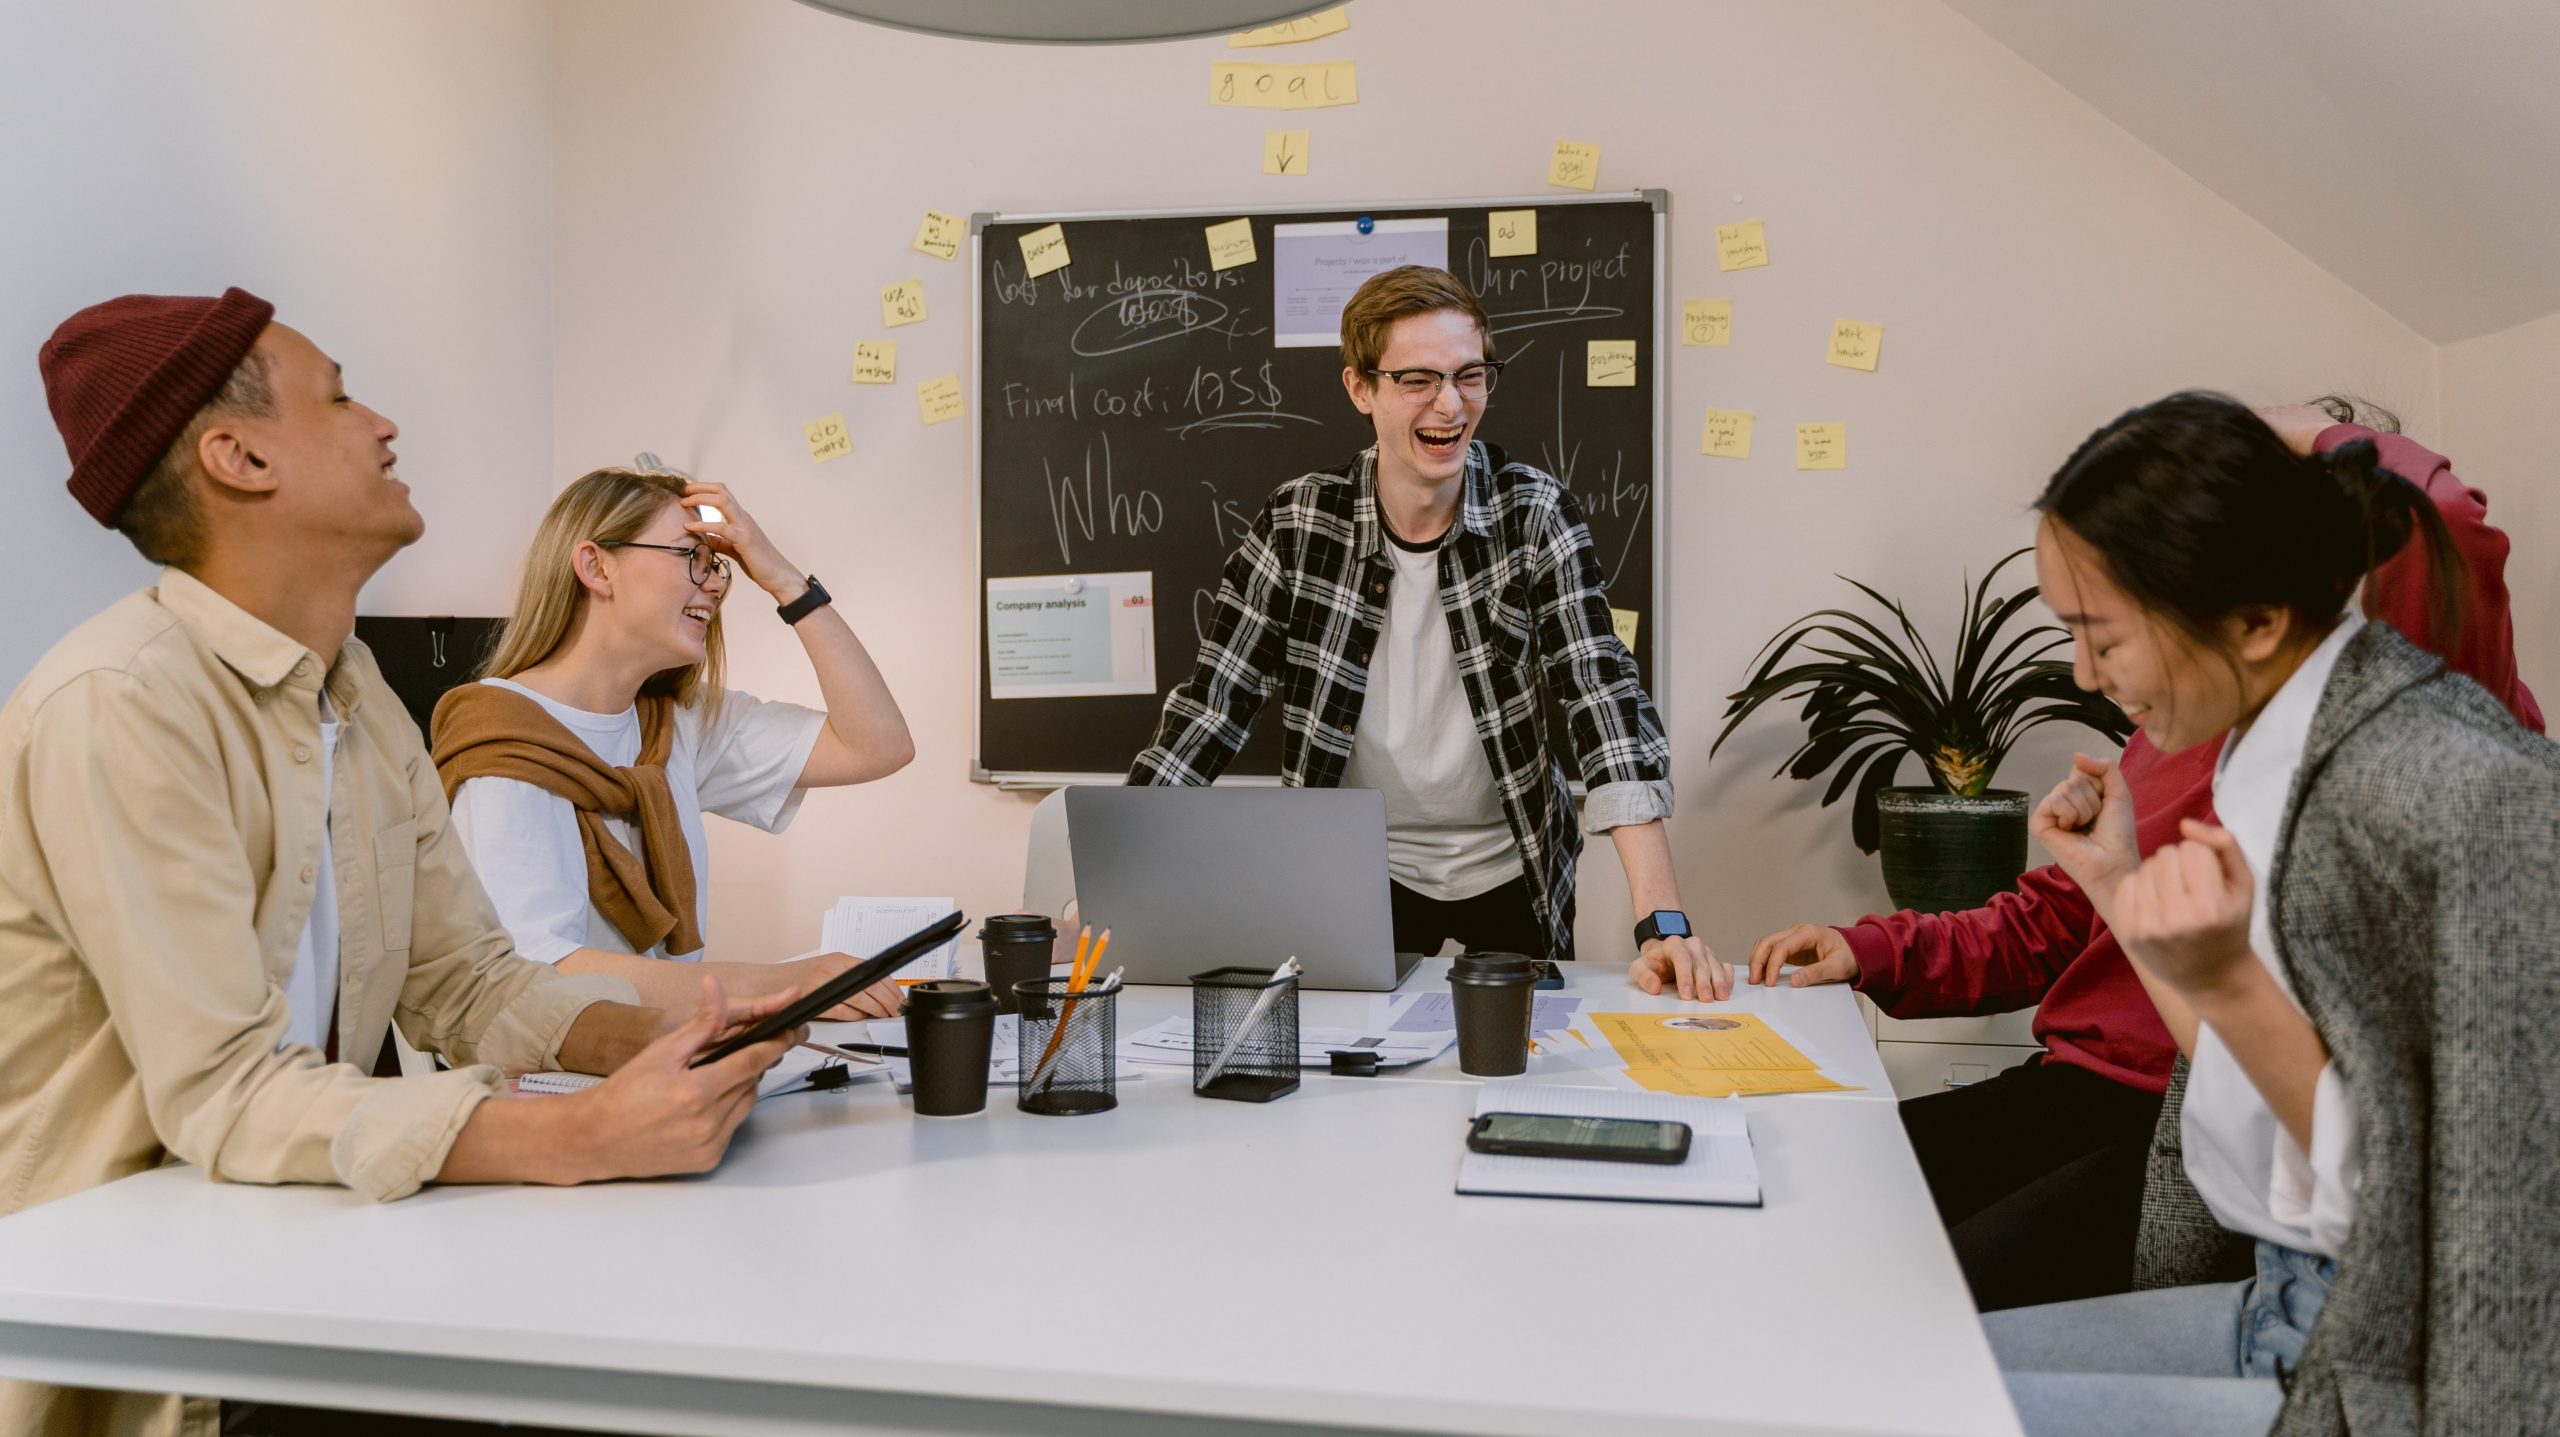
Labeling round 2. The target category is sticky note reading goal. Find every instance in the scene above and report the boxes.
[1487,209,1538,257]
[849,340,896,385]
[1586,339,1638,387]
[1210,60,1357,109]
[805,413,851,463]
[1796,423,1847,471]
[912,210,965,262]
[1611,609,1641,650]
[1826,319,1884,372]
[1701,409,1753,459]
[1018,224,1071,279]
[1683,299,1732,346]
[881,279,926,328]
[1716,220,1769,271]
[1264,128,1310,175]
[1204,217,1258,270]
[917,375,965,426]
[1548,140,1602,190]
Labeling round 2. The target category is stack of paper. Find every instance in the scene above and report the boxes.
[1457,1082,1760,1207]
[515,1044,875,1102]
[1582,1012,1854,1097]
[820,897,962,980]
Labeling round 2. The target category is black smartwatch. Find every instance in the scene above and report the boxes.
[775,575,832,625]
[1633,910,1691,950]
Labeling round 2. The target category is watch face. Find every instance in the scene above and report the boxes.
[1651,911,1691,939]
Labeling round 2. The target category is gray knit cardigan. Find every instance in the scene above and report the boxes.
[2131,622,2560,1436]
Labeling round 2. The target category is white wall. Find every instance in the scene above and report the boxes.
[1,0,556,690]
[2441,308,2560,707]
[546,0,2440,968]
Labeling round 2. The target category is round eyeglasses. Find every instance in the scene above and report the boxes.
[599,540,731,588]
[1364,361,1503,404]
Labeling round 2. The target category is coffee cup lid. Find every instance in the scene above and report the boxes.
[906,979,997,1013]
[978,913,1056,941]
[1451,951,1535,975]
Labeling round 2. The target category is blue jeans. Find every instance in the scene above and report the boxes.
[1984,1241,2337,1437]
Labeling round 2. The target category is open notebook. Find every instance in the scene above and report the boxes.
[1458,1081,1761,1207]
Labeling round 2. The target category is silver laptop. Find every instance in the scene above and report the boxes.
[1064,786,1425,991]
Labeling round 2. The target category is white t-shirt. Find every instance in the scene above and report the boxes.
[1337,533,1522,901]
[278,699,343,1054]
[449,678,827,963]
[2183,611,2364,1258]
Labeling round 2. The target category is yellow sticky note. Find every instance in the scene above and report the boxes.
[1826,319,1884,372]
[917,375,965,426]
[1683,299,1732,346]
[912,210,965,262]
[1797,422,1847,471]
[1229,5,1349,46]
[1611,608,1640,650]
[1018,224,1070,279]
[1263,128,1310,175]
[1701,408,1754,459]
[1204,217,1258,271]
[1548,140,1602,191]
[1586,339,1638,388]
[881,279,926,328]
[849,340,896,386]
[805,413,851,463]
[1716,220,1770,271]
[1487,209,1537,257]
[1209,60,1357,110]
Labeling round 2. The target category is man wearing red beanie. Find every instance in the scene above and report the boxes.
[0,291,809,1436]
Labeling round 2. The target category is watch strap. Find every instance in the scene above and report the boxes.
[776,574,831,625]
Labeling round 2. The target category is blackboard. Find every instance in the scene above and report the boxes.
[353,615,504,739]
[974,192,1666,783]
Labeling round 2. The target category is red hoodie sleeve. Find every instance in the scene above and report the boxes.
[1836,862,2100,1020]
[2321,423,2543,733]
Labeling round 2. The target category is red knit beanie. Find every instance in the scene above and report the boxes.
[38,287,276,527]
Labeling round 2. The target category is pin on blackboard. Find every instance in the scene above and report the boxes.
[1062,576,1084,596]
[1355,215,1374,235]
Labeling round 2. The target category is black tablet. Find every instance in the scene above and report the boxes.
[688,910,967,1068]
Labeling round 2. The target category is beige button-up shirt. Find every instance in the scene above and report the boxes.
[0,570,635,1433]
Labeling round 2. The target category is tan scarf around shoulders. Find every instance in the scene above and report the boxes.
[430,682,703,957]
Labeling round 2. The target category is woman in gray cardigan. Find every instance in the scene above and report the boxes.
[1989,391,2558,1436]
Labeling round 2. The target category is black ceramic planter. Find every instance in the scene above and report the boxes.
[1874,787,2030,915]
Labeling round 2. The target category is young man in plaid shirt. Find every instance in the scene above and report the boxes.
[1130,266,1725,996]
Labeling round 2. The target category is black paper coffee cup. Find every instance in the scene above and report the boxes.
[906,979,998,1116]
[977,914,1056,1016]
[1448,952,1537,1077]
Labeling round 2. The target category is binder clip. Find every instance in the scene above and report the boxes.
[1327,1049,1382,1077]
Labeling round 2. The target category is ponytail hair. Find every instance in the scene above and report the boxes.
[2035,391,2464,653]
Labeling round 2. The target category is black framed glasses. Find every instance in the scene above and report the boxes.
[1365,360,1503,404]
[599,540,730,588]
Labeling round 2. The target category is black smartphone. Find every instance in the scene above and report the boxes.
[1529,959,1564,990]
[1466,1112,1692,1165]
[688,911,965,1068]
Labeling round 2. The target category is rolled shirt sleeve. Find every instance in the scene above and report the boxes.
[1581,777,1674,834]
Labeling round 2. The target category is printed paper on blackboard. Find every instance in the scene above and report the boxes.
[987,572,1157,699]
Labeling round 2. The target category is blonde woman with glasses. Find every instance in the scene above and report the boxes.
[432,467,914,1016]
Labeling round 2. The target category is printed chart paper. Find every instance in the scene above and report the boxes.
[986,571,1157,699]
[1271,218,1449,348]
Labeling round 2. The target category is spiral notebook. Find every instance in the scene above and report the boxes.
[1457,1082,1761,1207]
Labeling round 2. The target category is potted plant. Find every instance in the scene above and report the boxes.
[1712,549,2135,914]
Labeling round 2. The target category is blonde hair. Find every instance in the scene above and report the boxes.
[482,467,726,708]
[1338,265,1495,378]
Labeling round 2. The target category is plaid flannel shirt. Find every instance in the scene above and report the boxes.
[1129,442,1672,962]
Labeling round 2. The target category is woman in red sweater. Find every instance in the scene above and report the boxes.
[1715,399,2540,1311]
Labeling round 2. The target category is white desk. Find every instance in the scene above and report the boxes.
[0,962,2019,1437]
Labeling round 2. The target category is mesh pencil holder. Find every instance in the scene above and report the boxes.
[1189,966,1300,1103]
[1014,977,1118,1116]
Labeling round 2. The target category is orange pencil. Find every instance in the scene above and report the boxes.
[1032,927,1109,1086]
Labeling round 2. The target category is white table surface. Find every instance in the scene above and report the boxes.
[0,959,2019,1437]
